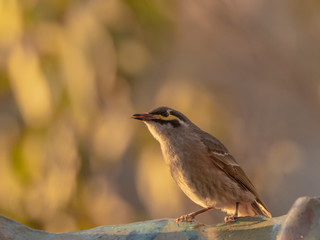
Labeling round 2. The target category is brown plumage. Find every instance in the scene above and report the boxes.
[132,106,271,224]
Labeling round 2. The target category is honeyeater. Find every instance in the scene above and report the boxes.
[132,106,271,224]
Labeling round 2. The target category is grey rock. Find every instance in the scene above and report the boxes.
[0,196,319,240]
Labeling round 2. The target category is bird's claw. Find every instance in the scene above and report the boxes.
[176,214,194,226]
[224,215,238,224]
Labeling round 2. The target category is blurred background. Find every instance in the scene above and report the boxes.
[0,0,320,233]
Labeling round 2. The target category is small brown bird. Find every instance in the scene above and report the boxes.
[132,106,271,225]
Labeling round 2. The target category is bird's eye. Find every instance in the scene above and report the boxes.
[161,111,169,117]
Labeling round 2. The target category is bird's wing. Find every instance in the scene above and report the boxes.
[199,132,258,196]
[199,131,271,217]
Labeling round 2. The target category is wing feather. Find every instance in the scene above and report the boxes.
[199,131,271,216]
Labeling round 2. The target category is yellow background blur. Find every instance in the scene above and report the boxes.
[0,0,320,233]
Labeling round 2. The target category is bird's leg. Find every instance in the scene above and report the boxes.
[176,207,213,226]
[224,202,239,223]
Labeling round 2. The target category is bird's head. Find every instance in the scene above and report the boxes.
[132,106,193,142]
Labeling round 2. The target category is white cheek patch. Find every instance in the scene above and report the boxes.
[145,121,185,142]
[145,123,162,142]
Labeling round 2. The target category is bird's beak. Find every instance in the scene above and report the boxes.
[131,113,159,121]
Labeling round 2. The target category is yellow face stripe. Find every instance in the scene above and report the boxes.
[155,112,179,121]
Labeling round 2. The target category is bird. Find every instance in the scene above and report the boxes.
[132,106,271,225]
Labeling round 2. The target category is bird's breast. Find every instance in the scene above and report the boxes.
[160,140,211,207]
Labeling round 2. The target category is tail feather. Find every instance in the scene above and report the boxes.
[251,199,272,218]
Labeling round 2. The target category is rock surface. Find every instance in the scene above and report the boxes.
[0,196,319,240]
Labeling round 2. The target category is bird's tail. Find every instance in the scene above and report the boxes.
[251,199,272,218]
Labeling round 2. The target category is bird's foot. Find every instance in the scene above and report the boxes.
[176,213,194,226]
[176,207,213,226]
[224,215,238,224]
